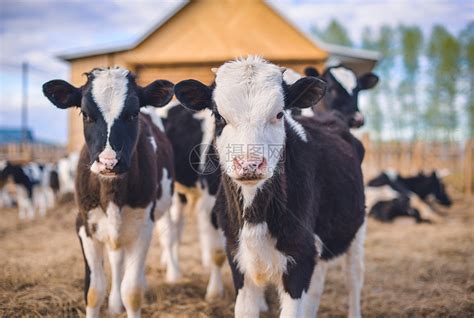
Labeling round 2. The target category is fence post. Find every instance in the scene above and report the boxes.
[464,139,473,196]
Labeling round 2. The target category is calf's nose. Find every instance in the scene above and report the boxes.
[98,149,118,170]
[351,112,364,127]
[233,156,267,178]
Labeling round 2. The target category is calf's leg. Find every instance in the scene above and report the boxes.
[345,221,366,318]
[303,261,328,317]
[156,209,181,282]
[121,219,153,318]
[280,258,314,318]
[108,248,124,316]
[78,226,106,318]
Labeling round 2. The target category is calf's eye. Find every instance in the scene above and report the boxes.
[276,112,284,120]
[81,111,94,123]
[213,112,226,124]
[125,112,139,122]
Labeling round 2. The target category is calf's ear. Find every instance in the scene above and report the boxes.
[174,79,212,111]
[358,73,379,90]
[304,66,320,77]
[43,80,81,109]
[140,80,174,108]
[285,77,326,109]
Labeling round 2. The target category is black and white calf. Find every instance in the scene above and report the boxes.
[304,65,378,128]
[366,170,451,223]
[0,161,57,219]
[157,102,226,297]
[43,67,177,318]
[57,151,80,196]
[175,56,366,317]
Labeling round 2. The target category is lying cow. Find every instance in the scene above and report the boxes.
[366,170,452,223]
[175,56,366,317]
[43,66,178,317]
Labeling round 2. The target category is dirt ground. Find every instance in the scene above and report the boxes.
[0,192,473,318]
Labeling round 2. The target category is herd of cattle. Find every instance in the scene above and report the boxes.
[0,56,452,318]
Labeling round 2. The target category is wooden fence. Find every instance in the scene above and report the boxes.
[0,143,67,163]
[360,134,474,196]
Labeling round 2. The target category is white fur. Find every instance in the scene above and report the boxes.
[193,109,215,172]
[58,152,79,195]
[213,56,286,186]
[154,99,180,119]
[141,106,165,132]
[235,276,266,318]
[365,185,399,212]
[155,168,173,219]
[301,107,315,117]
[303,261,328,317]
[284,111,308,142]
[156,169,181,283]
[148,136,157,152]
[156,208,181,282]
[282,68,302,85]
[241,184,259,210]
[236,222,293,288]
[330,67,357,95]
[345,220,366,318]
[385,169,398,182]
[16,185,34,220]
[279,290,305,318]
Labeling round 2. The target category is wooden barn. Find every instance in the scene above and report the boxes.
[59,0,380,151]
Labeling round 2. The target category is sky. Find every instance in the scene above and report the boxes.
[0,0,472,144]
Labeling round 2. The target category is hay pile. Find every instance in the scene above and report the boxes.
[0,195,473,317]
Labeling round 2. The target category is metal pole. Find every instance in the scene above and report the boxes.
[21,62,28,143]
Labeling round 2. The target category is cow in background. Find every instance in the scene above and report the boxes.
[304,65,378,128]
[57,151,80,197]
[0,161,53,219]
[366,170,452,223]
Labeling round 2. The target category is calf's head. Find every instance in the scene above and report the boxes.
[426,171,452,207]
[175,56,326,187]
[305,65,378,128]
[43,67,173,177]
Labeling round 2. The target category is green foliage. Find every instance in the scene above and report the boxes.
[459,22,474,138]
[314,19,353,47]
[425,25,461,140]
[399,25,423,139]
[310,19,469,141]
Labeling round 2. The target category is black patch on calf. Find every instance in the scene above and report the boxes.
[76,215,91,305]
[0,162,36,199]
[164,106,203,188]
[177,193,187,204]
[49,170,60,193]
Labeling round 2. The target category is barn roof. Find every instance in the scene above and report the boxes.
[57,0,380,63]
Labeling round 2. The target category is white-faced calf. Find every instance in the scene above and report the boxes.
[175,56,366,317]
[43,67,178,318]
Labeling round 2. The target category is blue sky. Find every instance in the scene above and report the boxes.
[0,0,472,144]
